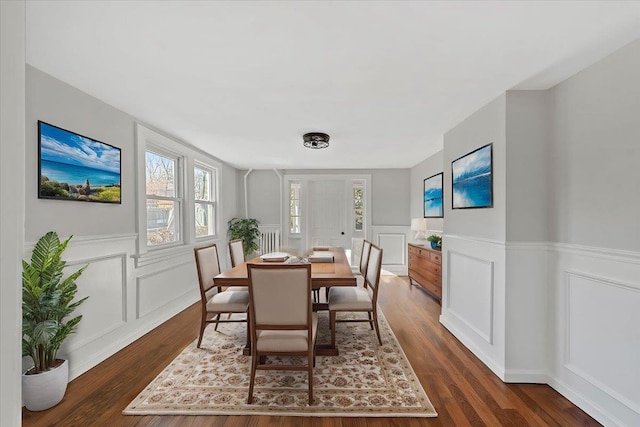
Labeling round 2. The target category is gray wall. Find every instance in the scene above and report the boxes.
[240,168,411,226]
[243,170,281,224]
[549,39,640,251]
[444,94,507,241]
[505,91,550,242]
[410,151,444,232]
[26,65,240,242]
[26,66,136,240]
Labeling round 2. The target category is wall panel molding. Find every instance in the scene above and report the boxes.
[372,225,411,275]
[549,246,640,427]
[446,250,495,344]
[563,270,640,415]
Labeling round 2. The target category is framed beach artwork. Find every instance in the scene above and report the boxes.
[452,143,493,209]
[38,121,121,204]
[423,172,443,218]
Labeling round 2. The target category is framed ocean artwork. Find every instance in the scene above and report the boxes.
[452,143,493,209]
[423,172,443,218]
[38,121,121,204]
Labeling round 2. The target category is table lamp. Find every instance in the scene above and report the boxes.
[411,218,428,241]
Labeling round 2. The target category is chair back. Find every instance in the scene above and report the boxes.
[194,244,221,302]
[229,239,245,268]
[247,264,312,328]
[359,240,372,277]
[365,244,383,303]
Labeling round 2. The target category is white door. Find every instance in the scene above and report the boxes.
[308,180,349,248]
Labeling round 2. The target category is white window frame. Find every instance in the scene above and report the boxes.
[194,161,218,240]
[144,145,184,251]
[135,124,223,266]
[353,181,365,232]
[289,181,301,235]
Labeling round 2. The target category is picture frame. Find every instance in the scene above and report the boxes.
[38,121,121,204]
[423,172,443,218]
[452,143,493,209]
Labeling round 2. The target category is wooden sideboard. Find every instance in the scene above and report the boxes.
[408,243,442,302]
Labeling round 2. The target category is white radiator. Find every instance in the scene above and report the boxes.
[259,229,280,254]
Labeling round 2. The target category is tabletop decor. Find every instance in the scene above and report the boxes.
[452,143,493,209]
[123,309,437,418]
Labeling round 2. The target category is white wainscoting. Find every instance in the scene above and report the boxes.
[503,242,549,383]
[371,226,412,275]
[447,250,494,344]
[22,233,201,381]
[440,234,507,379]
[548,244,640,427]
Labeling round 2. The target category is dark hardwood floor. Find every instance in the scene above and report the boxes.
[22,275,601,426]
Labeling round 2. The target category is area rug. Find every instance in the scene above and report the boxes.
[123,309,437,417]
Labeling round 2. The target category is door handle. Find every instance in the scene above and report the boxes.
[341,232,345,235]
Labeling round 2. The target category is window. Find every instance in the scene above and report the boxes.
[145,150,182,246]
[194,165,216,238]
[290,182,301,234]
[354,183,364,231]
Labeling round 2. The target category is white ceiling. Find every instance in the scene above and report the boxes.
[26,1,640,170]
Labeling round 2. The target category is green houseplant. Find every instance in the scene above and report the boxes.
[427,234,442,250]
[22,231,88,411]
[227,217,260,257]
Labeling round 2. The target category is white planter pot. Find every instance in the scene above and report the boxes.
[22,359,69,411]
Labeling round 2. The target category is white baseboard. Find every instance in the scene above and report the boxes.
[69,293,199,380]
[547,375,626,427]
[439,314,505,381]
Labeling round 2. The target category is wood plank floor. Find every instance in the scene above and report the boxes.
[22,275,601,426]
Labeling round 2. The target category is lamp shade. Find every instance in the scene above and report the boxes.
[411,218,427,232]
[411,218,428,240]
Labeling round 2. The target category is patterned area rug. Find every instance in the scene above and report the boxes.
[123,309,437,417]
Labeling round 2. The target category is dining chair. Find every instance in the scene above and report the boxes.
[246,263,317,404]
[227,239,250,292]
[194,243,250,348]
[359,240,372,288]
[311,246,332,302]
[328,243,383,347]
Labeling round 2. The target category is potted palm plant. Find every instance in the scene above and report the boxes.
[227,217,260,258]
[22,231,88,411]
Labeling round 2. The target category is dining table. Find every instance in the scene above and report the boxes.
[213,246,356,356]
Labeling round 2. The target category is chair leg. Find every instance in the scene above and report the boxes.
[308,351,314,405]
[330,311,337,348]
[372,309,382,345]
[247,351,257,404]
[325,287,329,301]
[368,311,374,330]
[214,313,221,331]
[197,310,207,348]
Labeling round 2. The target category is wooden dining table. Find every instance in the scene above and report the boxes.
[213,246,356,356]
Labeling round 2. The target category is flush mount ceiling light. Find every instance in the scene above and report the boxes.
[303,132,330,149]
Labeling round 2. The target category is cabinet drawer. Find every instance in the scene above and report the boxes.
[430,252,442,264]
[409,255,441,276]
[409,269,442,298]
[409,268,441,287]
[408,245,429,259]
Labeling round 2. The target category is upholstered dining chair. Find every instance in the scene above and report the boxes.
[311,246,332,302]
[227,239,249,292]
[359,240,372,288]
[328,243,383,347]
[246,263,317,404]
[194,243,250,348]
